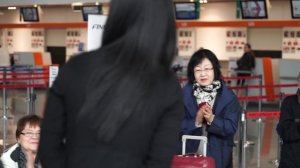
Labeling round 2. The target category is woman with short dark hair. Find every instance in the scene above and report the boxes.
[182,49,241,168]
[38,0,184,167]
[187,49,222,82]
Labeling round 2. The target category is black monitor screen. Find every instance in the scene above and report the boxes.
[21,7,39,22]
[291,0,300,18]
[82,6,102,21]
[174,2,199,20]
[240,0,268,19]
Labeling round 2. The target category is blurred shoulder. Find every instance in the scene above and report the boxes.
[159,71,180,89]
[219,81,236,99]
[155,71,182,98]
[282,95,298,105]
[65,49,100,68]
[182,82,192,91]
[57,49,103,76]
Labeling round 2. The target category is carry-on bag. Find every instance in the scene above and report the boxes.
[171,135,215,168]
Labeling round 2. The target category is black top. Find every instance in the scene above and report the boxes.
[38,51,184,168]
[277,93,300,168]
[236,51,255,72]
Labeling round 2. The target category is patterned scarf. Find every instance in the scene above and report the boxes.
[193,80,221,107]
[18,150,26,168]
[18,148,39,168]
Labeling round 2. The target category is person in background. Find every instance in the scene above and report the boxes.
[38,0,184,168]
[236,43,255,86]
[277,72,300,168]
[234,43,255,96]
[182,49,241,168]
[1,115,42,168]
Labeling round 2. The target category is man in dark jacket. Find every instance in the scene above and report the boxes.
[235,43,255,86]
[277,72,300,168]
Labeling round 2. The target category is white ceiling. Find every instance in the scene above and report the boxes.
[0,0,284,7]
[0,0,237,7]
[0,0,110,7]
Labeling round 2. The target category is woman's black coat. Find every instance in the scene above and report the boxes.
[38,51,184,168]
[277,94,300,168]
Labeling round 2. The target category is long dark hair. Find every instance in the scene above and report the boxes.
[78,0,176,142]
[187,49,222,83]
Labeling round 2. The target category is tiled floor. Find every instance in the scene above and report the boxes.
[0,88,281,168]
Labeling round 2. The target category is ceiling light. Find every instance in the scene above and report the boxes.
[8,6,16,10]
[71,2,83,7]
[71,2,83,12]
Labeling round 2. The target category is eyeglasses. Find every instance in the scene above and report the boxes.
[21,132,40,138]
[194,68,214,74]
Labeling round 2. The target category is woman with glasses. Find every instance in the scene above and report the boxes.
[1,114,42,168]
[181,49,241,168]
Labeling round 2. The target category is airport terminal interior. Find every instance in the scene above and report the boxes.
[0,0,300,168]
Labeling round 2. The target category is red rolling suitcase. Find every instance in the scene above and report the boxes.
[171,135,215,168]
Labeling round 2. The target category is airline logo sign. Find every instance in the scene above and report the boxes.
[92,24,105,30]
[87,15,107,51]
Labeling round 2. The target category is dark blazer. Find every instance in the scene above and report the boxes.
[38,51,184,168]
[236,52,255,73]
[277,94,300,168]
[182,82,241,168]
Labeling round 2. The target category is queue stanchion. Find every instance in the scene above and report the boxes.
[277,92,284,164]
[272,92,285,167]
[2,67,8,152]
[256,115,262,168]
[26,67,31,115]
[256,74,263,168]
[26,67,37,115]
[243,95,249,168]
[29,68,36,115]
[238,95,249,168]
[226,75,260,168]
[238,107,247,168]
[231,80,297,168]
[247,111,282,168]
[258,75,263,112]
[0,66,50,152]
[242,107,247,168]
[237,109,242,168]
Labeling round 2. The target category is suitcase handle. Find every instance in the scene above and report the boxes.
[182,135,207,156]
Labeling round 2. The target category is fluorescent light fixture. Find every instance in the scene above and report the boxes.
[71,2,83,6]
[8,6,17,10]
[200,0,208,3]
